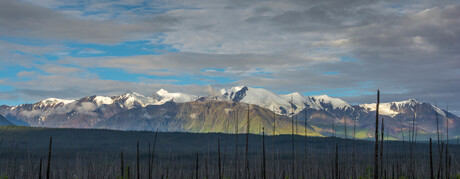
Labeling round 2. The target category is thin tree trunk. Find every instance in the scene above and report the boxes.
[291,95,295,179]
[304,109,308,178]
[435,107,440,153]
[380,118,384,178]
[151,128,159,178]
[437,142,444,179]
[223,111,230,177]
[335,143,339,179]
[430,138,434,179]
[196,153,199,179]
[128,166,130,179]
[352,116,356,179]
[46,136,52,179]
[39,157,42,179]
[245,104,250,179]
[445,105,449,179]
[121,151,124,178]
[262,127,266,179]
[205,156,209,179]
[272,110,276,179]
[218,138,222,179]
[374,90,380,179]
[148,141,151,179]
[137,141,140,179]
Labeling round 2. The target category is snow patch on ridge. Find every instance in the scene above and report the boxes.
[360,103,399,117]
[156,89,198,104]
[311,95,351,110]
[93,96,114,106]
[41,98,75,105]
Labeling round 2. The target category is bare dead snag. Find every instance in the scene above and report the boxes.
[430,138,434,179]
[262,127,266,179]
[374,90,380,179]
[46,136,52,179]
[121,151,124,178]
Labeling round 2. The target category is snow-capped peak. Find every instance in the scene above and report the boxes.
[392,98,418,107]
[119,92,144,98]
[358,98,438,117]
[93,96,114,106]
[156,89,169,95]
[40,98,75,105]
[155,89,198,103]
[360,102,398,116]
[311,95,351,110]
[112,92,160,109]
[280,92,321,111]
[221,86,307,115]
[229,86,245,93]
[219,89,227,95]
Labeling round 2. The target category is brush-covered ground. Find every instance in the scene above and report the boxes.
[0,126,459,178]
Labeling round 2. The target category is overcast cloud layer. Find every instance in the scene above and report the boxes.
[0,0,459,114]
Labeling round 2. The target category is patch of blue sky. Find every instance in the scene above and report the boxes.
[323,71,339,75]
[177,75,236,85]
[2,36,178,59]
[200,68,225,72]
[0,84,14,92]
[250,68,272,75]
[66,40,178,58]
[0,99,23,106]
[0,65,38,82]
[340,56,357,62]
[55,1,191,18]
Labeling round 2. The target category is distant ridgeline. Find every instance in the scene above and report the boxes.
[0,86,458,140]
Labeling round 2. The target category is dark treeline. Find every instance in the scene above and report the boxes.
[0,126,459,178]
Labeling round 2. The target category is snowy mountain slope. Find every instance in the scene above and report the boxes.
[359,99,446,117]
[310,95,352,111]
[221,86,301,115]
[220,86,351,116]
[280,92,322,110]
[155,89,198,104]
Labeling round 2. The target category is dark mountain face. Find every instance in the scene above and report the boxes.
[230,86,248,102]
[0,114,14,126]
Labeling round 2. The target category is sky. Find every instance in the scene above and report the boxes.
[0,0,459,114]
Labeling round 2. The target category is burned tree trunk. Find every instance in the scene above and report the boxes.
[374,90,380,179]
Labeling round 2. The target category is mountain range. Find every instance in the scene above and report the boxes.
[0,86,458,140]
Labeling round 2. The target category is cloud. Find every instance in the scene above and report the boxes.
[74,102,98,116]
[78,49,105,55]
[60,52,311,77]
[17,71,39,78]
[3,71,211,102]
[1,0,459,115]
[38,64,84,74]
[0,0,168,44]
